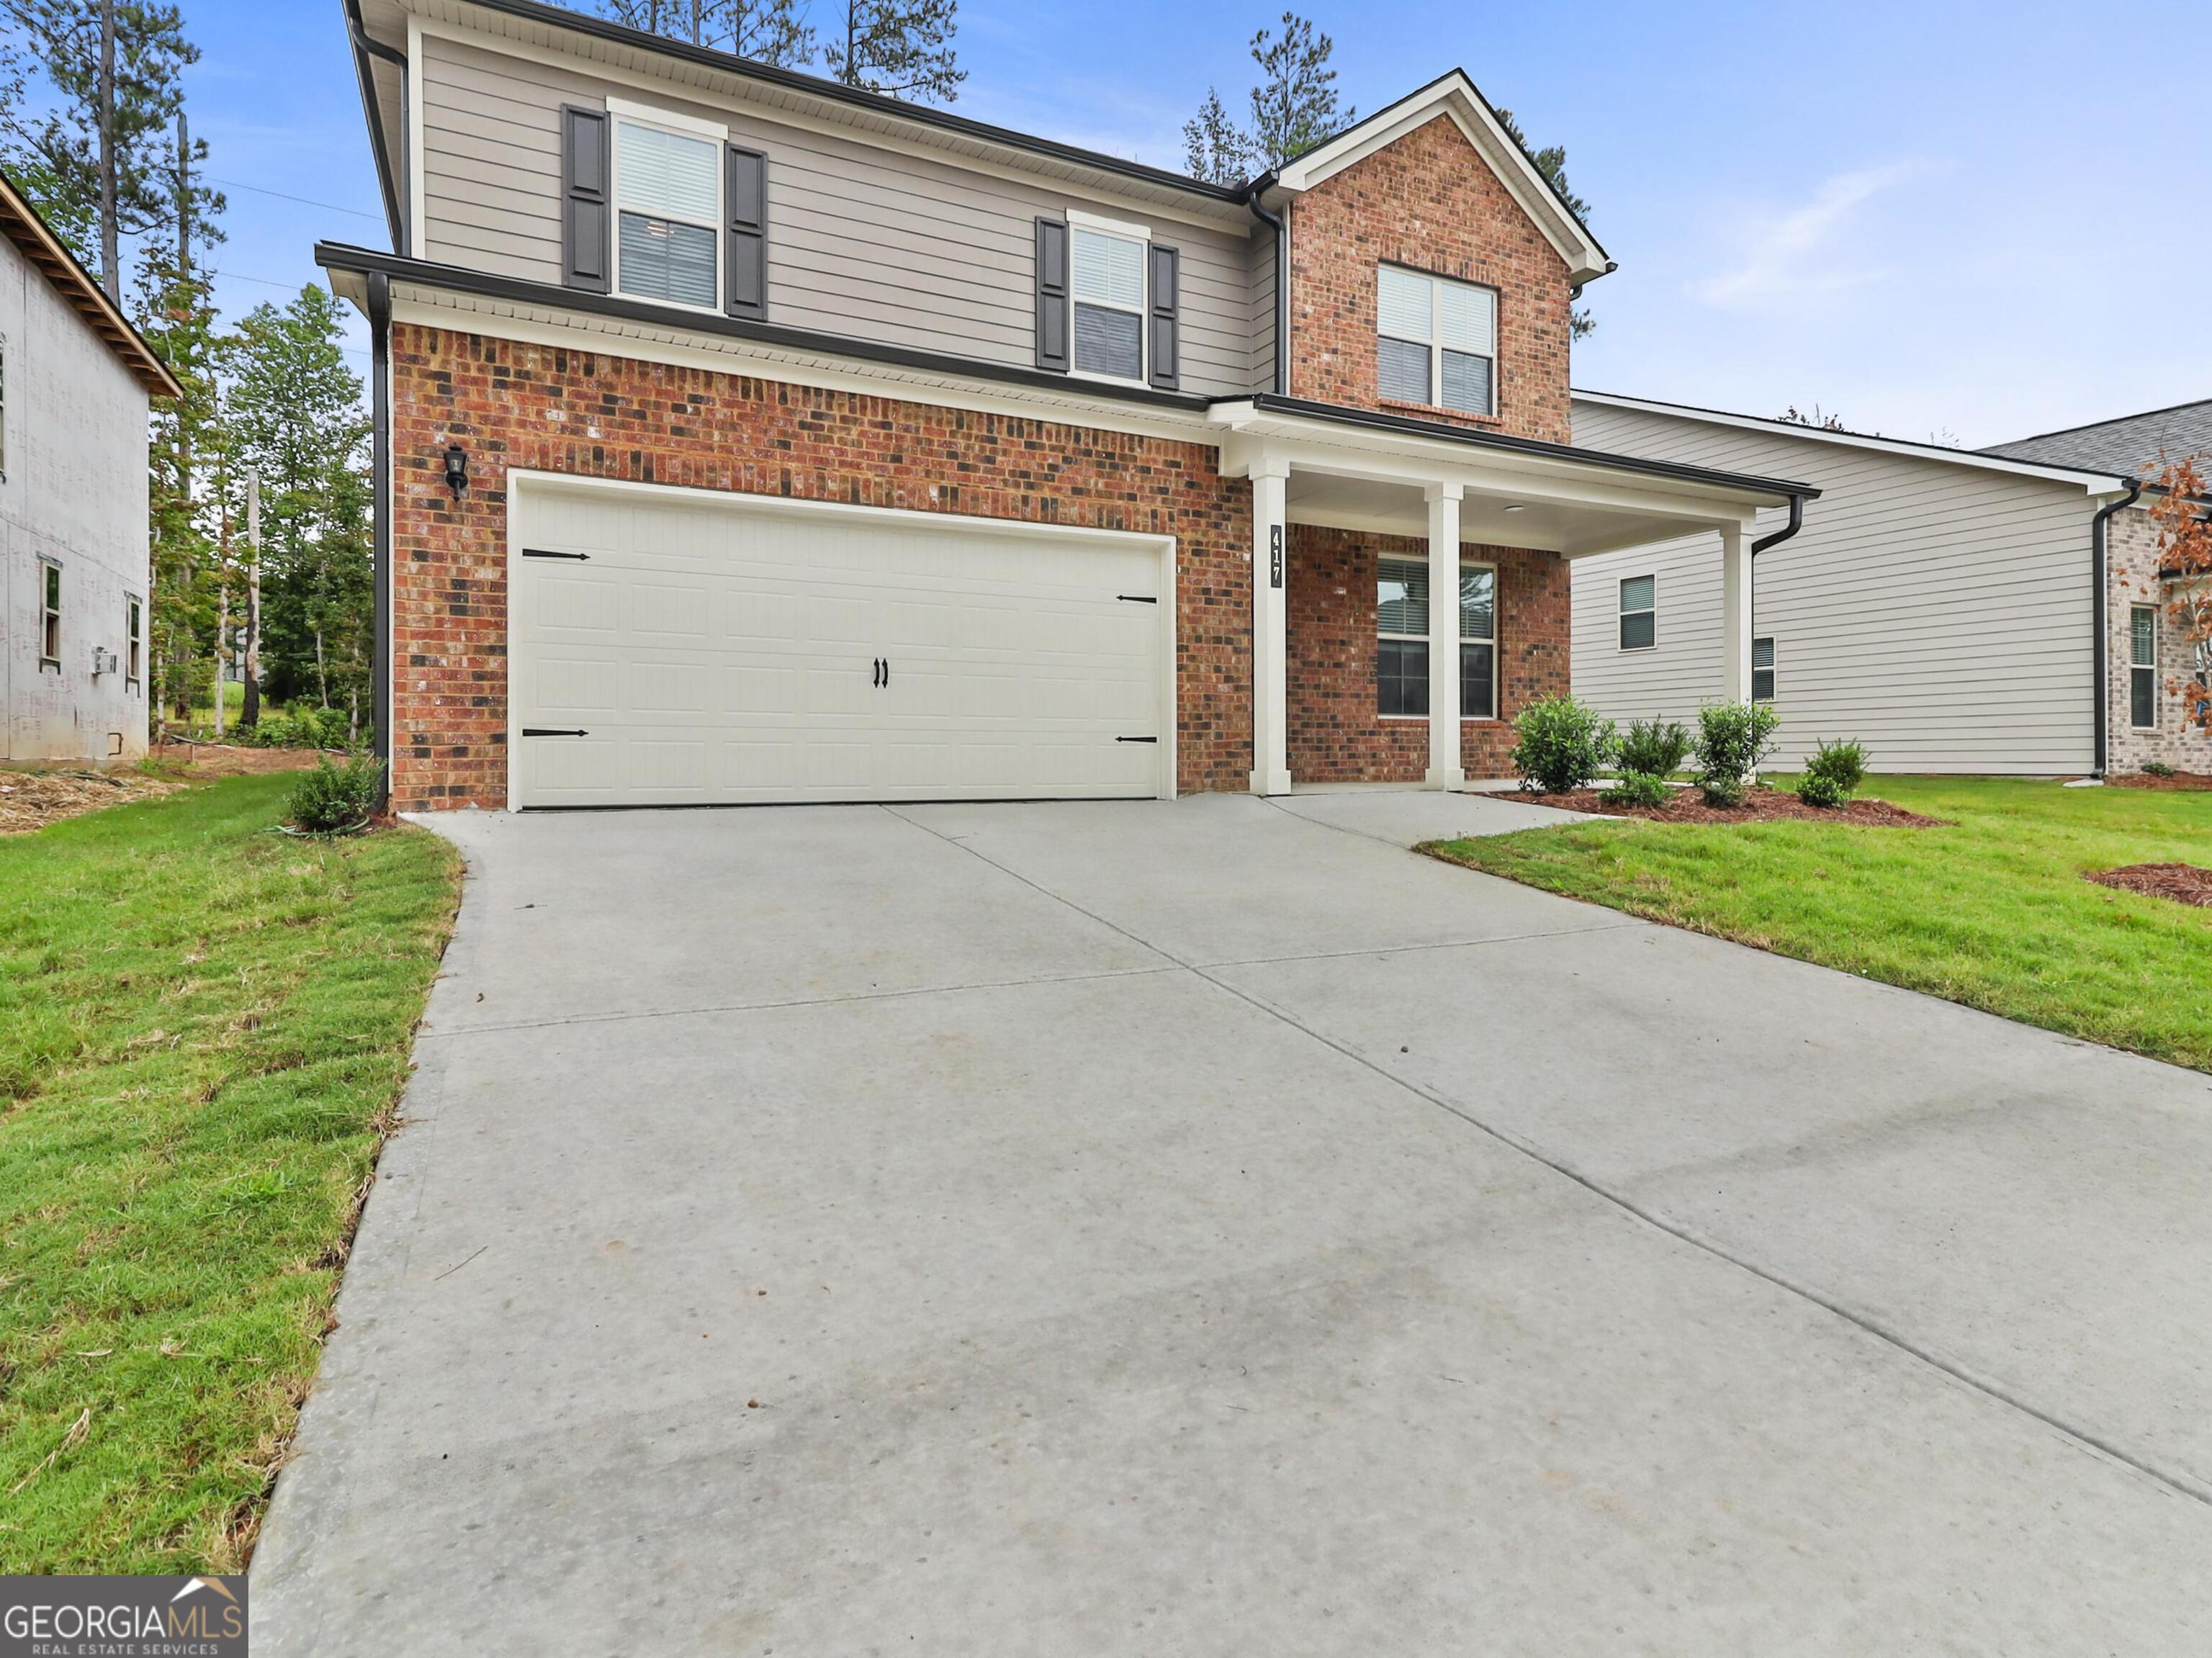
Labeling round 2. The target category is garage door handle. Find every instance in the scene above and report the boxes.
[522,727,590,737]
[522,548,590,561]
[872,657,886,688]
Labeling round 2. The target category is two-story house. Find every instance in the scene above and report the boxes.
[324,0,1815,812]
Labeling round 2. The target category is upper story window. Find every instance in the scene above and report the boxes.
[1069,214,1148,383]
[1377,266,1496,418]
[612,104,723,311]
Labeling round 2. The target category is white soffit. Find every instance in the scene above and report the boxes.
[1271,71,1611,287]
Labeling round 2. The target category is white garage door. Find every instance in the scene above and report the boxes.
[506,477,1175,808]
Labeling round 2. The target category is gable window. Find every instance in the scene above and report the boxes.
[1070,215,1148,383]
[1619,574,1656,651]
[612,106,722,311]
[2130,605,2158,729]
[38,559,60,670]
[1376,265,1496,417]
[1377,558,1498,718]
[127,595,143,688]
[1753,636,1776,703]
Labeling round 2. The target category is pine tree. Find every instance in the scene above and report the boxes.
[1182,87,1252,186]
[822,0,963,102]
[597,0,814,66]
[1244,12,1350,173]
[1494,107,1595,341]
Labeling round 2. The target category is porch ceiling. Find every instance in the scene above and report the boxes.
[1283,472,1711,558]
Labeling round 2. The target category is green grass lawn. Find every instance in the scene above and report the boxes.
[1427,777,2212,1072]
[0,775,459,1572]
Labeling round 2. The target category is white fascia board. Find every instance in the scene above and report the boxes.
[1272,72,1611,286]
[1573,389,2137,497]
[382,288,1221,448]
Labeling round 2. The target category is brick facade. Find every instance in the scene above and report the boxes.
[1285,114,1576,445]
[2107,504,2212,775]
[1287,526,1569,782]
[387,323,1253,810]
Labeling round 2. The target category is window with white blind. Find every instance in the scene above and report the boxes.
[1619,574,1655,650]
[613,109,721,310]
[1071,217,1148,383]
[1753,636,1776,703]
[1377,557,1498,718]
[2131,605,2158,729]
[1376,266,1496,416]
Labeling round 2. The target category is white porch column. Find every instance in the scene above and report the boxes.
[1424,483,1465,789]
[1719,518,1754,704]
[1249,461,1293,795]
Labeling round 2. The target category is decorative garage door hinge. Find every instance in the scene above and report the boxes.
[521,728,590,737]
[522,548,590,560]
[1115,736,1159,744]
[1116,594,1158,603]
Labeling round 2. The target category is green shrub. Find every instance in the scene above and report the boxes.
[1600,770,1672,809]
[1804,738,1868,797]
[247,706,353,749]
[284,754,385,833]
[1798,772,1850,809]
[2143,760,2176,779]
[1695,701,1781,805]
[1617,717,1691,779]
[1511,696,1617,794]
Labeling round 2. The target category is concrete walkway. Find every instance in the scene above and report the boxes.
[253,791,2212,1655]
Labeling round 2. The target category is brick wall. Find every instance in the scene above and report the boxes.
[387,323,1254,809]
[2107,504,2212,775]
[1286,114,1575,444]
[1287,525,1568,782]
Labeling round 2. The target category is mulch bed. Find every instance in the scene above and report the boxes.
[0,768,184,835]
[1525,783,1949,828]
[2106,770,2212,791]
[2085,862,2212,907]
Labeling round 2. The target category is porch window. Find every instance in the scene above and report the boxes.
[1377,558,1498,718]
[1619,574,1655,651]
[2131,605,2157,729]
[1753,636,1776,703]
[1071,218,1148,382]
[1376,265,1496,417]
[613,113,721,310]
[38,558,60,669]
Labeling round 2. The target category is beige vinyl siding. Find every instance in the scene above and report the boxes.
[1246,229,1277,394]
[1569,400,2100,775]
[418,32,1259,395]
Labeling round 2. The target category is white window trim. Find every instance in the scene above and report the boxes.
[1066,208,1151,389]
[1619,574,1657,652]
[1376,263,1498,418]
[38,556,61,670]
[608,100,727,318]
[2129,604,2159,730]
[1376,557,1498,721]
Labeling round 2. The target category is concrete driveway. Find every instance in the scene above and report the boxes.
[253,790,2212,1654]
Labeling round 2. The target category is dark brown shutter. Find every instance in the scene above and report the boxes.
[725,145,767,320]
[561,105,611,294]
[1148,243,1180,390]
[1035,217,1069,372]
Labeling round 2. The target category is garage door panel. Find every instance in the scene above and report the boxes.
[513,486,1169,808]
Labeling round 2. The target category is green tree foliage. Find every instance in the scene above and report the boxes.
[1182,87,1254,186]
[822,0,963,102]
[595,0,814,67]
[220,288,374,731]
[0,1,200,292]
[1182,13,1352,186]
[1493,105,1596,341]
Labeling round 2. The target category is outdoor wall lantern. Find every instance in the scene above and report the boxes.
[444,443,469,500]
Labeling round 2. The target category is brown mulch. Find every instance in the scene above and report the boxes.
[0,767,184,835]
[2085,862,2212,907]
[149,740,328,777]
[2105,770,2212,791]
[1527,783,1949,828]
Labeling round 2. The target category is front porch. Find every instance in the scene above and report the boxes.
[1212,397,1811,795]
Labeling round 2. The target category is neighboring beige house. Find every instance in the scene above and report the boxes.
[1982,400,2212,775]
[1567,392,2157,777]
[1,167,181,767]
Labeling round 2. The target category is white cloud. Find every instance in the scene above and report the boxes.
[1692,162,1930,308]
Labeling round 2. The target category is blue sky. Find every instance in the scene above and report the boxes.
[180,0,2210,447]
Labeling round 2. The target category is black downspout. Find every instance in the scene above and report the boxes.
[367,271,394,811]
[344,0,410,257]
[1740,494,1808,693]
[1247,193,1287,395]
[2090,479,2143,777]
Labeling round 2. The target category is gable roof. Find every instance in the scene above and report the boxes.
[1575,389,2131,494]
[1981,398,2212,483]
[0,165,182,400]
[1264,71,1614,287]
